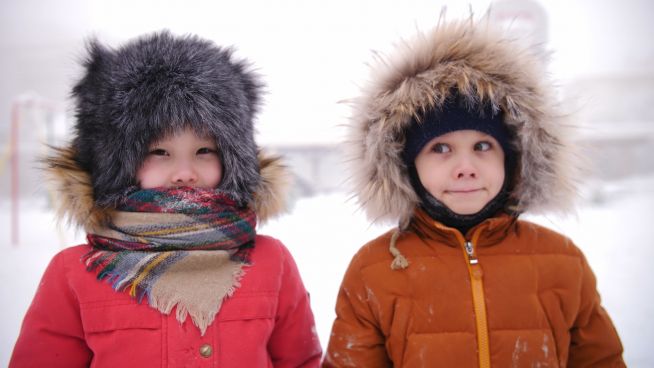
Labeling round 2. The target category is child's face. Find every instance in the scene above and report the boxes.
[136,128,223,189]
[414,130,505,215]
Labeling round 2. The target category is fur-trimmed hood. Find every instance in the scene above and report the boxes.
[45,146,290,232]
[348,19,580,226]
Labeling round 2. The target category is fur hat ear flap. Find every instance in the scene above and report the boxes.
[252,151,292,224]
[43,147,112,232]
[70,31,264,207]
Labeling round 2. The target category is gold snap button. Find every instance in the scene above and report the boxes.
[199,344,212,358]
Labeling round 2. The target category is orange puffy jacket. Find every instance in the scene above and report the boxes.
[324,211,624,367]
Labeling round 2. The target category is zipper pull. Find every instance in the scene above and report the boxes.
[464,241,478,265]
[464,240,483,279]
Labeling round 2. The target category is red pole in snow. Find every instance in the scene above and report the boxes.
[10,102,20,246]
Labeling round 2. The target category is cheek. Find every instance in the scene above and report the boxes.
[202,159,223,187]
[210,167,223,186]
[136,160,163,188]
[415,159,447,195]
[486,159,506,193]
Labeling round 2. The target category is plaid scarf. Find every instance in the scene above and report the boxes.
[84,187,256,335]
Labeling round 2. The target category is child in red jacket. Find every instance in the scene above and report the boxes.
[10,31,321,367]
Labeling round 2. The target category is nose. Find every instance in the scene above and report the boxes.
[453,154,477,179]
[171,161,198,186]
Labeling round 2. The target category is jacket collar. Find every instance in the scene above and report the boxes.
[409,208,517,248]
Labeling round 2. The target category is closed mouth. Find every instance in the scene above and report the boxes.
[446,188,482,194]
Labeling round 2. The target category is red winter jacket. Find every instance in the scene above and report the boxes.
[10,235,321,368]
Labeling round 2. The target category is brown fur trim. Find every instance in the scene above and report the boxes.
[347,19,581,225]
[43,147,112,232]
[44,146,290,230]
[252,151,291,224]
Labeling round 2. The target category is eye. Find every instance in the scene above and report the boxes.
[474,141,492,151]
[431,143,451,154]
[197,147,218,155]
[149,148,168,156]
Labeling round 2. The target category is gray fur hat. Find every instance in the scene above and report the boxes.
[347,19,581,227]
[71,30,262,207]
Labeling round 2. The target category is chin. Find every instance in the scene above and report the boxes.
[456,210,481,216]
[448,204,484,215]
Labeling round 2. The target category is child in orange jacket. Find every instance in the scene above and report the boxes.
[324,19,624,367]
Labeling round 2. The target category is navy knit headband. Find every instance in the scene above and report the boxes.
[402,95,513,165]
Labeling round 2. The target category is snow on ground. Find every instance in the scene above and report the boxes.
[1,178,653,366]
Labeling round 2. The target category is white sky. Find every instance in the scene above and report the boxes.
[1,0,652,145]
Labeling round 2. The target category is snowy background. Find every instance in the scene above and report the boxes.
[2,185,654,366]
[2,0,654,366]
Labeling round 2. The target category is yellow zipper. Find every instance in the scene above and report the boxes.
[456,230,491,368]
